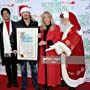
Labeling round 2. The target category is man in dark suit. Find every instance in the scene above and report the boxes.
[0,8,18,88]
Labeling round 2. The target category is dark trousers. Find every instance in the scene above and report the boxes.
[69,87,76,90]
[4,54,17,84]
[20,61,39,90]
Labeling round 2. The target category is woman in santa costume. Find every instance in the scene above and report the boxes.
[38,11,61,90]
[46,11,86,90]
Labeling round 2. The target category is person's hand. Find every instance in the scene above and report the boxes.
[38,33,41,38]
[61,52,67,56]
[12,50,17,56]
[39,40,47,46]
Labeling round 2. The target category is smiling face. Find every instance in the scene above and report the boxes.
[2,10,10,21]
[21,11,31,20]
[43,13,51,25]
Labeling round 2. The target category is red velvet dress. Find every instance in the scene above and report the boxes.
[38,24,61,87]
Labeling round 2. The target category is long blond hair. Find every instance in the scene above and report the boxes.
[41,11,54,30]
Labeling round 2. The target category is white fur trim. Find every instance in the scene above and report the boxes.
[54,43,63,55]
[20,7,30,14]
[62,25,73,40]
[46,41,71,56]
[54,41,71,56]
[61,57,86,87]
[3,21,12,54]
[62,11,69,18]
[77,30,83,36]
[45,45,55,51]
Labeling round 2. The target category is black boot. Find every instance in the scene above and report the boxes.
[60,80,67,86]
[43,85,49,90]
[69,87,76,90]
[7,82,12,88]
[13,81,19,88]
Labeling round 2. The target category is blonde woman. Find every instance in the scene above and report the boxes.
[38,11,61,89]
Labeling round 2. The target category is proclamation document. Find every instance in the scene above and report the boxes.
[17,28,38,60]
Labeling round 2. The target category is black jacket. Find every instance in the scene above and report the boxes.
[11,19,38,61]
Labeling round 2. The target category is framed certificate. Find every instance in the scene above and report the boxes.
[17,28,38,60]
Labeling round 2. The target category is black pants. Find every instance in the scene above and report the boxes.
[4,54,17,84]
[69,87,76,90]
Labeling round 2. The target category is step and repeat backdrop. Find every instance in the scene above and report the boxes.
[0,0,90,81]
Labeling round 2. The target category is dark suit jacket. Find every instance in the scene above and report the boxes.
[0,21,16,65]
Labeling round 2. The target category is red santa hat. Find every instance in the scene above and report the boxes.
[19,5,30,16]
[60,11,81,30]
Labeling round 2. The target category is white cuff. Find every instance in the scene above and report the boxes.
[54,41,71,56]
[77,31,83,36]
[46,41,71,56]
